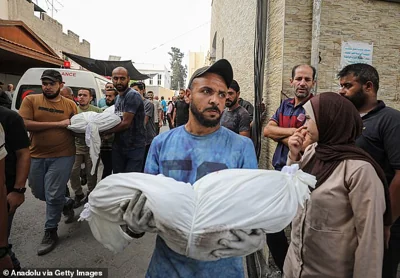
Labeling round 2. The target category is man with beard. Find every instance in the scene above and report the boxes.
[119,59,263,278]
[338,63,400,278]
[220,80,251,137]
[19,70,77,255]
[103,67,145,173]
[263,64,316,273]
[99,88,118,179]
[70,88,102,208]
[60,86,78,105]
[174,88,190,127]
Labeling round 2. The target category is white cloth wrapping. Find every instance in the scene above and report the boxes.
[67,109,121,174]
[79,165,316,260]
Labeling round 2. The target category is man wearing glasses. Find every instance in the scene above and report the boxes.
[19,70,78,256]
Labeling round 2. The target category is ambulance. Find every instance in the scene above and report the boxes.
[11,68,111,111]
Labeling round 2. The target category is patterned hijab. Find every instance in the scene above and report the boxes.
[304,92,391,225]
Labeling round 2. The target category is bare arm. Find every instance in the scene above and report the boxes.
[14,148,30,189]
[389,170,400,222]
[23,119,70,131]
[144,115,150,125]
[263,121,296,144]
[104,112,134,134]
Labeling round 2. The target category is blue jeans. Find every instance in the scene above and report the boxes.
[112,146,145,173]
[29,156,74,230]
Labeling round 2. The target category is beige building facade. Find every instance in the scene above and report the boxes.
[210,0,400,169]
[188,51,206,80]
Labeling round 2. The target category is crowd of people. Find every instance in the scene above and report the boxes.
[0,59,399,278]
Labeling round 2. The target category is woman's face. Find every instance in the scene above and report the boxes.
[304,114,319,143]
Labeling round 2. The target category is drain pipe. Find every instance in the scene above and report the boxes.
[311,0,322,94]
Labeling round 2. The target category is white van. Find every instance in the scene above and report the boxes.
[12,68,111,111]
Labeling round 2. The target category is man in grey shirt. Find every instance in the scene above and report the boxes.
[131,82,156,169]
[220,80,251,137]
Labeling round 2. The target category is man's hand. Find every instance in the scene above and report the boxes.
[158,122,163,128]
[7,192,24,214]
[211,229,265,259]
[59,119,71,128]
[119,191,157,234]
[288,126,307,161]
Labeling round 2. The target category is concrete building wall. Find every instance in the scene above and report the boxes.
[188,51,205,79]
[7,0,90,64]
[0,0,8,20]
[210,0,256,101]
[316,0,400,110]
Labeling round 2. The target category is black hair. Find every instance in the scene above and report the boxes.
[229,80,240,92]
[291,64,317,80]
[105,88,118,96]
[131,81,145,91]
[337,63,379,92]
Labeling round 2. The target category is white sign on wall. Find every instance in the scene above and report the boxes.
[341,41,373,67]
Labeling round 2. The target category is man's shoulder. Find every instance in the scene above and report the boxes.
[236,106,250,116]
[88,104,102,112]
[0,106,21,125]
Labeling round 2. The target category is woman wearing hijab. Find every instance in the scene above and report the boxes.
[283,92,390,278]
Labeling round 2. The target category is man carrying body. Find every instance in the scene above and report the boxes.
[0,106,30,269]
[103,67,146,173]
[148,92,163,135]
[220,80,251,137]
[19,70,77,255]
[174,89,190,127]
[338,63,400,278]
[70,88,102,208]
[263,64,316,272]
[100,88,118,179]
[120,59,265,278]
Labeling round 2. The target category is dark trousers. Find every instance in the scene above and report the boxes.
[112,146,145,174]
[266,230,289,272]
[141,144,151,172]
[8,212,20,269]
[155,122,160,135]
[167,114,174,130]
[383,220,400,278]
[100,149,113,179]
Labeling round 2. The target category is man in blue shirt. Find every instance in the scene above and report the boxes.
[160,96,167,125]
[120,59,264,278]
[103,67,146,173]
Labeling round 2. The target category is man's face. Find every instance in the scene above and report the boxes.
[338,74,367,110]
[179,90,185,100]
[147,92,153,100]
[42,79,62,99]
[60,87,74,101]
[77,89,92,106]
[105,83,114,90]
[132,86,144,96]
[225,88,238,108]
[105,91,116,106]
[112,70,129,92]
[290,66,315,99]
[188,73,227,128]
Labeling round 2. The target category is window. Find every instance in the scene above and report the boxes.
[158,74,162,86]
[149,77,153,85]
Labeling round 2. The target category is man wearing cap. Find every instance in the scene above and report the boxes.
[119,59,264,277]
[19,69,78,256]
[263,64,316,272]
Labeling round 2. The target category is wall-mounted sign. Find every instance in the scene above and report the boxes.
[341,41,373,67]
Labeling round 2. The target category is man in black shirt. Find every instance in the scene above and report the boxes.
[174,89,189,127]
[338,63,400,278]
[0,106,30,270]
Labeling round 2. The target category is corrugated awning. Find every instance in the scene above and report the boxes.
[63,52,149,80]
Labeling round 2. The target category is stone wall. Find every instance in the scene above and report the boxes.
[7,0,90,62]
[316,0,400,110]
